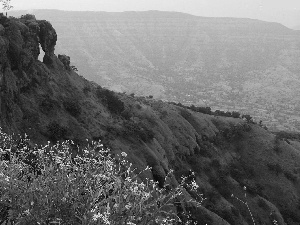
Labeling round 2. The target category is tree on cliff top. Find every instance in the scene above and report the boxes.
[1,0,13,16]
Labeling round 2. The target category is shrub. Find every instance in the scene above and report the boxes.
[273,131,300,141]
[229,162,256,182]
[83,86,91,95]
[284,171,298,183]
[242,115,253,123]
[96,88,125,114]
[122,121,155,142]
[218,209,237,225]
[63,98,81,118]
[209,176,231,199]
[257,198,269,210]
[136,104,142,110]
[71,65,78,71]
[58,54,71,71]
[184,206,213,225]
[211,159,221,169]
[46,121,68,142]
[20,14,36,20]
[39,95,59,114]
[0,129,204,225]
[281,209,300,223]
[273,135,282,154]
[267,163,283,176]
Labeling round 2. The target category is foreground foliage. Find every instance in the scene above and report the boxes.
[0,129,203,224]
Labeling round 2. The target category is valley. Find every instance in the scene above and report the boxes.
[10,9,300,132]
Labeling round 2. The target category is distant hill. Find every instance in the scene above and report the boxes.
[1,13,300,224]
[10,10,300,132]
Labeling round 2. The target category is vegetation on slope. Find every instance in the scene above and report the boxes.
[0,129,203,224]
[0,13,300,225]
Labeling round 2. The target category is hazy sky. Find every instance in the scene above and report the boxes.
[8,0,300,28]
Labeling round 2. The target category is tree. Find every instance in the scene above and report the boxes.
[1,0,13,16]
[242,114,253,123]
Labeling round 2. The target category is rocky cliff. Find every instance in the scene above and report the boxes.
[1,13,300,224]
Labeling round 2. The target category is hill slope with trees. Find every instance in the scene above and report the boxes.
[0,13,300,224]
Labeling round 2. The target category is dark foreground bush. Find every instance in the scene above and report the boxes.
[267,163,283,176]
[0,128,203,225]
[63,98,82,118]
[46,121,68,142]
[96,88,125,114]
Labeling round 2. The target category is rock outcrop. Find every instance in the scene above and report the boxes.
[1,14,300,224]
[37,20,57,65]
[0,13,59,132]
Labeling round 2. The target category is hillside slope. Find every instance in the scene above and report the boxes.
[1,14,300,224]
[10,9,300,132]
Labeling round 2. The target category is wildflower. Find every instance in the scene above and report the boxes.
[145,165,151,170]
[190,180,199,190]
[141,192,150,200]
[24,209,30,215]
[125,203,132,210]
[0,173,10,182]
[121,152,127,157]
[92,212,102,221]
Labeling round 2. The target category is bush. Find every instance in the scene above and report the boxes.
[229,162,256,182]
[20,14,36,20]
[257,198,269,210]
[0,128,204,225]
[122,121,155,142]
[242,115,253,123]
[218,209,238,225]
[284,171,298,183]
[71,65,78,71]
[83,86,91,95]
[211,159,221,169]
[58,54,71,71]
[39,95,59,114]
[63,98,81,118]
[267,163,283,176]
[46,121,68,142]
[96,88,125,114]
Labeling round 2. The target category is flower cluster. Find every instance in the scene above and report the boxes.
[0,128,203,224]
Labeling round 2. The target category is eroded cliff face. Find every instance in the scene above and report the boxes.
[0,14,58,132]
[1,14,300,224]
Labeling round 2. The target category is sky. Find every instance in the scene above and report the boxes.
[7,0,300,28]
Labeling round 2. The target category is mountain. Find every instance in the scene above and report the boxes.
[1,13,300,224]
[294,25,300,30]
[10,9,300,133]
